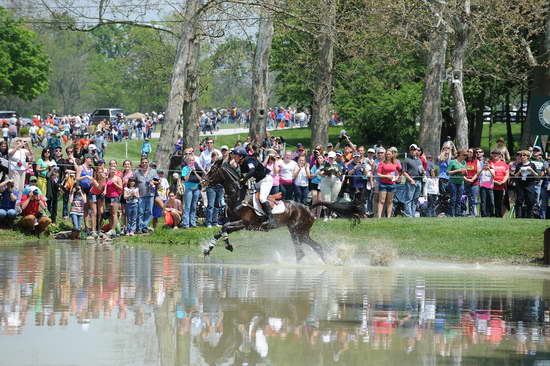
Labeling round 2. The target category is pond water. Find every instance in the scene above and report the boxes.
[1,241,550,366]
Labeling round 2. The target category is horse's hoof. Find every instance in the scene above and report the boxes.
[225,244,233,252]
[203,244,214,256]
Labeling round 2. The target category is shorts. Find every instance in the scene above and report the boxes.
[309,183,320,191]
[91,194,104,203]
[153,205,163,219]
[378,183,396,193]
[106,196,120,205]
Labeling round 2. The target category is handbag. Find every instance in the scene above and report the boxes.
[164,211,174,226]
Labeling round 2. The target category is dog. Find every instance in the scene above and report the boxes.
[311,198,365,225]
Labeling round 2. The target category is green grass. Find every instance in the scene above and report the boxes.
[479,122,521,151]
[117,218,547,264]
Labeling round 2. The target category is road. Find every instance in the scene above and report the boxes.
[151,125,301,139]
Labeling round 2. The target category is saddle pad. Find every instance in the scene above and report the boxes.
[252,195,286,216]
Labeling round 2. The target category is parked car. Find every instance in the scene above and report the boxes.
[90,108,124,123]
[0,111,16,124]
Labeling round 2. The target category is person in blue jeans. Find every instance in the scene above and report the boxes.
[447,149,468,217]
[205,184,223,228]
[402,144,424,217]
[181,155,204,228]
[134,157,157,233]
[0,179,18,222]
[124,177,140,235]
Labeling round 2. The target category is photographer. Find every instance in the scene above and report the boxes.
[68,184,86,234]
[0,179,18,223]
[18,177,51,235]
[8,138,34,194]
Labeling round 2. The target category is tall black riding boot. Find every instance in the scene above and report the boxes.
[261,201,277,229]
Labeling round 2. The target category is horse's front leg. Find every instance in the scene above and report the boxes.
[205,220,246,256]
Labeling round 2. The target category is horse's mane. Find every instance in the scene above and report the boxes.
[220,161,241,185]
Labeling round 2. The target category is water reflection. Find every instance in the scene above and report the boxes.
[1,242,550,365]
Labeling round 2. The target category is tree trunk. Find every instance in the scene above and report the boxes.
[523,2,550,147]
[154,0,200,172]
[419,29,448,158]
[452,0,470,149]
[505,91,514,152]
[181,38,201,152]
[249,2,274,144]
[310,0,335,148]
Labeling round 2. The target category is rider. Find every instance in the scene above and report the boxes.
[233,147,276,228]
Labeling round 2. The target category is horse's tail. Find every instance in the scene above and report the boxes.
[310,202,329,210]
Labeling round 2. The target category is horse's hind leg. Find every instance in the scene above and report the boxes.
[301,232,326,264]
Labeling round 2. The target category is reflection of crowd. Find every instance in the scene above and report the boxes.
[1,244,549,364]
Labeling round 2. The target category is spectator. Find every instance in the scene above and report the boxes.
[490,149,509,217]
[123,177,140,235]
[18,179,51,235]
[438,146,452,196]
[205,151,223,228]
[319,151,343,220]
[68,184,86,234]
[448,149,468,217]
[134,157,157,233]
[345,152,367,202]
[105,166,123,235]
[164,191,182,228]
[279,151,297,200]
[464,149,481,216]
[0,141,9,183]
[402,144,424,218]
[8,138,33,194]
[141,138,152,157]
[181,155,202,229]
[264,150,280,194]
[293,156,310,205]
[493,137,511,162]
[0,179,18,223]
[479,159,495,217]
[309,155,324,218]
[36,148,56,196]
[46,167,61,223]
[513,150,538,218]
[90,165,107,235]
[376,149,400,218]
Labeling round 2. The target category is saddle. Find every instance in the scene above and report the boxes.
[256,191,283,208]
[242,191,285,216]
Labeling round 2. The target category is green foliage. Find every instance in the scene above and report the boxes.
[0,7,49,101]
[334,55,425,147]
[19,127,29,136]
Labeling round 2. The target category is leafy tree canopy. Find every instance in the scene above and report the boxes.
[0,7,50,101]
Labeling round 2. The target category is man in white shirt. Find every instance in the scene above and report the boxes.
[200,139,223,227]
[8,138,34,194]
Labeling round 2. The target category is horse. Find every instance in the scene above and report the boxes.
[202,158,326,263]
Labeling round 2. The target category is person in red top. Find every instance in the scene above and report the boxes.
[18,184,51,236]
[464,149,481,216]
[490,149,509,217]
[377,150,401,218]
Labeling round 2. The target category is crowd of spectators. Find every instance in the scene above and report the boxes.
[0,106,545,239]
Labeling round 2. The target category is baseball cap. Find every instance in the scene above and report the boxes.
[326,143,333,148]
[327,151,336,158]
[367,148,375,153]
[297,143,304,149]
[409,144,419,150]
[533,146,542,152]
[353,152,361,157]
[29,176,37,182]
[220,145,229,151]
[88,144,97,150]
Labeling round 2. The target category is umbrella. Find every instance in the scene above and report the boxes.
[126,112,146,120]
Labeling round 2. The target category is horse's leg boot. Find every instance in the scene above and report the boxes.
[261,201,277,229]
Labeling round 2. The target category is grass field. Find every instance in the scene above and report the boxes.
[119,217,547,264]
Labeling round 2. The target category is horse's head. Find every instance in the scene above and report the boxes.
[203,158,240,190]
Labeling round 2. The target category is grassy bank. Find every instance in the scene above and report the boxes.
[118,218,547,264]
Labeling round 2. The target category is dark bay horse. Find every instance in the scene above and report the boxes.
[202,159,326,263]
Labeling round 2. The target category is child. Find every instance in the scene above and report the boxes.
[124,177,140,235]
[140,138,152,157]
[479,158,495,217]
[68,184,86,237]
